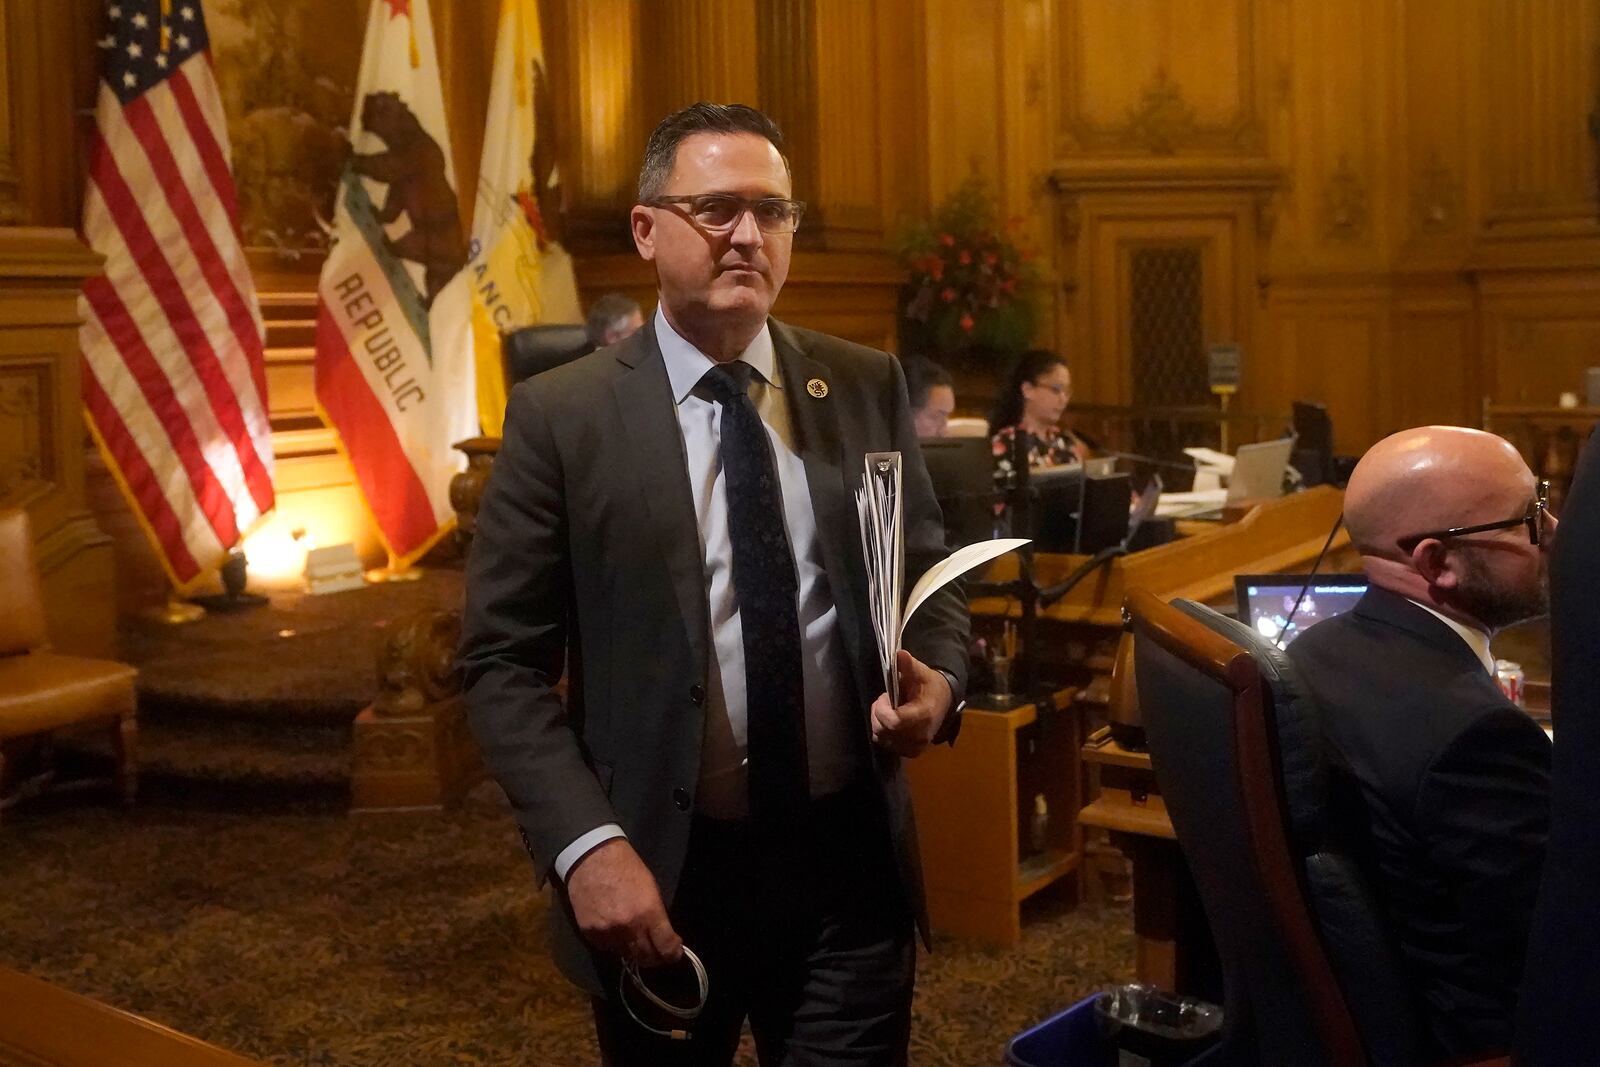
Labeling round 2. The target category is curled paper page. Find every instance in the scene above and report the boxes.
[856,450,1030,705]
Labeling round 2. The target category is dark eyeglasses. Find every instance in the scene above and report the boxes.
[643,194,806,234]
[1396,480,1551,553]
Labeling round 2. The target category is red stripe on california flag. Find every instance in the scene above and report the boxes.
[82,358,205,582]
[88,124,274,515]
[84,274,242,547]
[314,307,441,556]
[123,93,273,512]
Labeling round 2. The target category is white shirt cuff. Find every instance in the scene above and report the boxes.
[553,823,626,882]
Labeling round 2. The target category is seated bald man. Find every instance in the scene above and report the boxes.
[1285,426,1553,1062]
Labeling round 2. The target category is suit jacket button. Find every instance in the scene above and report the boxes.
[672,788,691,811]
[689,685,706,706]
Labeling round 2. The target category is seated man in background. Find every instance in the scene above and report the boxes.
[902,354,955,438]
[1286,426,1553,1062]
[583,292,644,349]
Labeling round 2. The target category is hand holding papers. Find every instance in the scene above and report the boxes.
[855,451,1029,706]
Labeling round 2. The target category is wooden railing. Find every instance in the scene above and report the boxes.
[0,966,264,1067]
[1481,402,1598,516]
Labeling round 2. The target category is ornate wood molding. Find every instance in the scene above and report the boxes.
[1063,68,1265,159]
[1320,154,1369,242]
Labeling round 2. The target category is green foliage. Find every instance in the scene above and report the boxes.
[895,177,1040,362]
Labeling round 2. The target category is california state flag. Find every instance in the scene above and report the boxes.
[468,0,582,437]
[314,0,476,566]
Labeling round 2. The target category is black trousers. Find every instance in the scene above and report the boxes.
[593,781,915,1067]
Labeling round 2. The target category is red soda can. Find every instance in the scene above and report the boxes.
[1494,660,1525,707]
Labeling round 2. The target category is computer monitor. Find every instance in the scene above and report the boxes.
[1031,463,1088,553]
[1233,573,1368,647]
[1227,437,1297,504]
[1292,401,1335,487]
[1077,472,1132,553]
[920,436,994,548]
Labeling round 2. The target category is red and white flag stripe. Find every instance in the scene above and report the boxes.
[81,4,272,590]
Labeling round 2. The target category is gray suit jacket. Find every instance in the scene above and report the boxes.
[459,317,970,993]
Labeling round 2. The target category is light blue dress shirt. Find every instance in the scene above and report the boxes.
[554,307,859,881]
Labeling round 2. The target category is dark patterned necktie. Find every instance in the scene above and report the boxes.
[699,362,810,830]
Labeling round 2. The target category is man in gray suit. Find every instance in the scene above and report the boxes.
[460,103,969,1066]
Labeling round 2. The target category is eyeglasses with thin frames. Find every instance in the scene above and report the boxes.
[643,193,806,235]
[1395,480,1551,553]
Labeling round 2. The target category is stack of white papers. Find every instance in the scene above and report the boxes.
[856,451,1030,704]
[1153,488,1229,519]
[1183,446,1235,478]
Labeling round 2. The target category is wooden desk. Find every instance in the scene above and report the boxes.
[969,488,1356,905]
[904,688,1081,946]
[1080,727,1217,997]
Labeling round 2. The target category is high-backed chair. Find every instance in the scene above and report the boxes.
[501,323,592,389]
[0,508,137,820]
[1127,588,1425,1067]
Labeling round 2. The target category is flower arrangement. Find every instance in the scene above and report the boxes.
[895,177,1040,361]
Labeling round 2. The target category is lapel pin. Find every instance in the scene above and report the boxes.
[806,378,829,399]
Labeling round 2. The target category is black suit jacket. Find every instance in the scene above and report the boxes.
[458,317,970,994]
[1517,433,1600,1065]
[1286,587,1551,1061]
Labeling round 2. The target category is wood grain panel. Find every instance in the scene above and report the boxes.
[1481,273,1600,406]
[1059,0,1262,157]
[1260,284,1387,450]
[1392,282,1478,430]
[1480,0,1598,227]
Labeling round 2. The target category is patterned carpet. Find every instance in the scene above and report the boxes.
[0,783,1135,1066]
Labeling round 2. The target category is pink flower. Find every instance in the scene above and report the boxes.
[959,313,975,332]
[940,287,957,303]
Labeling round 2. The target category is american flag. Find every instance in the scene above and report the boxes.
[81,0,273,589]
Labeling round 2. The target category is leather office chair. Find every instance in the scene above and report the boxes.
[501,323,592,389]
[1127,588,1426,1067]
[0,508,137,821]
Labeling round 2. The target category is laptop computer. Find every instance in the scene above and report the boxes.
[1226,436,1297,504]
[1233,573,1368,647]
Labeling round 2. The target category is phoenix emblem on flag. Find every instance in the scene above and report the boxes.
[352,90,466,309]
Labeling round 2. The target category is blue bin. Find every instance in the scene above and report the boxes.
[1004,994,1222,1067]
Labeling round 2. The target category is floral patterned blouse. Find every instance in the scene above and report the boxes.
[991,424,1088,488]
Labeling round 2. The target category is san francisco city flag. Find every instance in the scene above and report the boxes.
[314,0,476,566]
[467,0,582,437]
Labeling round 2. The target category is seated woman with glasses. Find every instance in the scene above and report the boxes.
[987,349,1090,487]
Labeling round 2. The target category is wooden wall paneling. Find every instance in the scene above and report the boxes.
[1392,279,1478,431]
[545,0,645,251]
[0,229,114,655]
[1393,0,1478,266]
[1057,0,1263,160]
[1477,0,1600,241]
[922,0,1005,202]
[1268,0,1392,272]
[873,0,928,219]
[8,0,101,230]
[1478,271,1600,407]
[811,0,884,250]
[1260,281,1389,451]
[642,0,759,116]
[434,0,498,247]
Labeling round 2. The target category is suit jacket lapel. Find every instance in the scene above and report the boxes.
[612,321,710,672]
[771,321,878,706]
